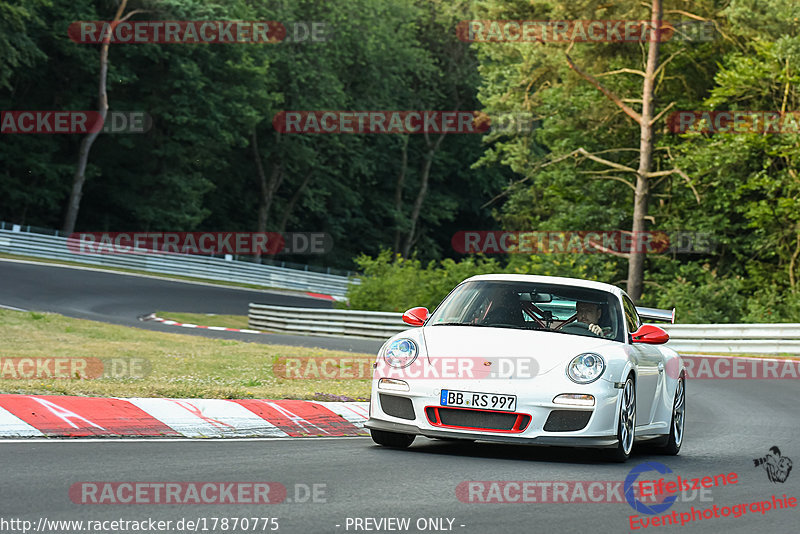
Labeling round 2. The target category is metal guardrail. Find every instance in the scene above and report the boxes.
[248,304,800,354]
[661,324,800,353]
[248,304,402,339]
[0,227,355,297]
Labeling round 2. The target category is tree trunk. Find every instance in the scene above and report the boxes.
[252,129,284,260]
[402,132,445,257]
[63,0,130,234]
[278,171,313,233]
[253,129,284,233]
[392,135,409,253]
[626,0,662,302]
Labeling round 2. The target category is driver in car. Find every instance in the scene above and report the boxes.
[575,301,607,336]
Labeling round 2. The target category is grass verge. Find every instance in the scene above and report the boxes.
[0,309,372,400]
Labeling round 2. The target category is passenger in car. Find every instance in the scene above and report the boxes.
[483,289,526,327]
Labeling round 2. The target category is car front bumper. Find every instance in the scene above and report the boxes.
[365,418,619,447]
[367,373,624,448]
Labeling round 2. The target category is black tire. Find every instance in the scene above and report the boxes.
[605,375,636,462]
[370,429,415,448]
[654,374,685,455]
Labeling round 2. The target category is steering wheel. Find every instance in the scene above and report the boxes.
[558,321,596,335]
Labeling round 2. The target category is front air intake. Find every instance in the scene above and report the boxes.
[543,410,592,432]
[425,406,530,433]
[379,394,415,420]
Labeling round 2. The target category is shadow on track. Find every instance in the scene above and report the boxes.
[366,436,687,466]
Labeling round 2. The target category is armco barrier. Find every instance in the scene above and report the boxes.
[248,304,800,354]
[0,226,355,297]
[662,324,800,353]
[248,304,402,339]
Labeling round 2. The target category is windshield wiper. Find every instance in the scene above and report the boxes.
[433,322,534,330]
[432,322,489,327]
[518,325,571,334]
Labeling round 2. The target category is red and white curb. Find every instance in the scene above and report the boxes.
[304,292,348,302]
[143,314,265,335]
[0,395,369,438]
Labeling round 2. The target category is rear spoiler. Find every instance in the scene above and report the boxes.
[636,306,676,324]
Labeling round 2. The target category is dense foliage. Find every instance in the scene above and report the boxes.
[1,0,798,321]
[1,0,505,269]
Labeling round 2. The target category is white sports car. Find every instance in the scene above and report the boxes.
[365,274,685,461]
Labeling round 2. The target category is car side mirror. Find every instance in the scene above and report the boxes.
[631,324,669,344]
[402,307,429,327]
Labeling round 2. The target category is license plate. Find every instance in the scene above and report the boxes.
[440,389,517,412]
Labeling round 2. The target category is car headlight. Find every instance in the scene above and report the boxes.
[567,353,605,384]
[384,338,418,368]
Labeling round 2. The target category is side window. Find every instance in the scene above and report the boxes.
[622,295,640,335]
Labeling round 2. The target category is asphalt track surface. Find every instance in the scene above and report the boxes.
[1,379,798,533]
[0,259,383,353]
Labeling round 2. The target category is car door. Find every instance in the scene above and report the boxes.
[622,295,662,425]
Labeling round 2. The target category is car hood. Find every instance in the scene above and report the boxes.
[421,325,620,375]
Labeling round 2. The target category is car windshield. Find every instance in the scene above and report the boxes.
[428,280,624,342]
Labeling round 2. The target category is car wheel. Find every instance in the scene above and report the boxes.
[655,374,685,455]
[606,375,636,462]
[370,429,415,448]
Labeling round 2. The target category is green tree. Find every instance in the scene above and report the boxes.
[0,0,48,90]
